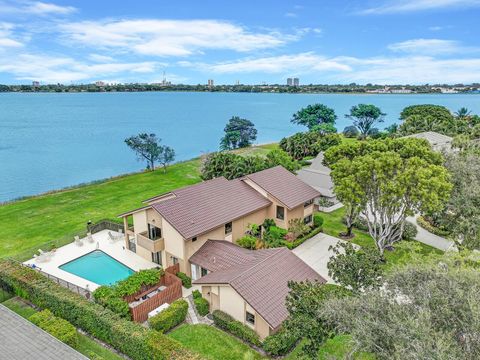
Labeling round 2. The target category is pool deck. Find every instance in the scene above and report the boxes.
[24,230,158,291]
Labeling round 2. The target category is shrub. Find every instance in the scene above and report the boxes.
[192,289,202,300]
[288,218,311,239]
[317,133,342,151]
[265,149,301,172]
[318,197,335,208]
[236,235,257,250]
[114,268,163,297]
[0,259,190,360]
[417,216,451,237]
[212,310,261,347]
[193,297,209,316]
[263,327,298,356]
[92,286,130,318]
[176,272,192,289]
[343,125,360,138]
[313,213,324,228]
[30,309,79,348]
[402,221,418,240]
[148,299,188,333]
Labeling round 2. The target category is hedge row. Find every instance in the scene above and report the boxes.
[30,309,79,348]
[262,327,298,356]
[176,272,192,289]
[0,259,197,360]
[149,299,189,333]
[417,216,451,237]
[212,310,261,347]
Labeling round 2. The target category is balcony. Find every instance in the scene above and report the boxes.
[137,231,164,253]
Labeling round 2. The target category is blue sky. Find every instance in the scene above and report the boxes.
[0,0,479,85]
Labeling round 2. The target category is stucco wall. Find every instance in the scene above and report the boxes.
[163,220,185,262]
[132,210,148,234]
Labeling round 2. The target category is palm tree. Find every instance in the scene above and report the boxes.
[455,107,472,119]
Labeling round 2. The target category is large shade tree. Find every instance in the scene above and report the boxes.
[220,116,257,150]
[291,104,337,130]
[324,138,452,255]
[125,133,174,171]
[321,257,480,360]
[345,104,385,138]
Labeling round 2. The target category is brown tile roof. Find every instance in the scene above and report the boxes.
[193,243,325,329]
[245,166,321,209]
[152,177,271,239]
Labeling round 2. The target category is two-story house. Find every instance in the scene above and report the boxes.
[118,166,320,278]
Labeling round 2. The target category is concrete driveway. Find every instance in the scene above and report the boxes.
[293,232,347,283]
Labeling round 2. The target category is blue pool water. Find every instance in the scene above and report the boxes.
[59,250,134,285]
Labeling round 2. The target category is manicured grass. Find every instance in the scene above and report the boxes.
[2,297,38,318]
[233,142,279,157]
[0,289,13,302]
[286,335,374,360]
[168,324,264,360]
[320,208,440,269]
[2,297,123,360]
[0,159,202,260]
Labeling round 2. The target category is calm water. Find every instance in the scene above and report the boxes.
[0,91,479,202]
[59,250,134,285]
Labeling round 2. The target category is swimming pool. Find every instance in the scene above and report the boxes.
[59,250,134,285]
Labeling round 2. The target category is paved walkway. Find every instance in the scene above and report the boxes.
[0,304,87,360]
[407,216,455,251]
[185,295,199,325]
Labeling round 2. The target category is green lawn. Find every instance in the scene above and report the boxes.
[0,159,202,260]
[320,208,440,269]
[233,142,279,157]
[168,324,265,360]
[2,296,123,360]
[286,335,374,360]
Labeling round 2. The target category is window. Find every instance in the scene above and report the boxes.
[148,224,162,240]
[152,251,162,265]
[225,222,232,235]
[304,215,313,224]
[201,267,208,277]
[276,206,285,220]
[192,237,197,242]
[246,311,255,325]
[171,256,178,265]
[304,199,314,207]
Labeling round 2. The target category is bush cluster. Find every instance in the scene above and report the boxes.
[201,149,300,181]
[417,216,451,237]
[212,310,261,347]
[30,309,79,348]
[93,268,164,317]
[313,213,324,228]
[402,221,418,240]
[192,292,209,317]
[262,327,298,356]
[148,299,188,333]
[0,259,193,360]
[280,132,342,160]
[236,235,257,249]
[175,272,192,289]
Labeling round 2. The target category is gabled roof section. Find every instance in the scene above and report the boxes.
[403,131,453,146]
[152,177,271,239]
[193,243,325,329]
[245,166,321,209]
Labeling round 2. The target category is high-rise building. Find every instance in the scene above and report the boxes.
[32,81,40,87]
[293,78,299,86]
[287,78,293,86]
[208,79,214,86]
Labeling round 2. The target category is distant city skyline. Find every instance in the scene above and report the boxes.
[0,0,479,85]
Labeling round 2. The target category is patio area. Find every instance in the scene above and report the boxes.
[23,230,158,292]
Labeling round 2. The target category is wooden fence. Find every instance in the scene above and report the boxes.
[128,264,182,323]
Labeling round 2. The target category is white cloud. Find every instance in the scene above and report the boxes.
[0,1,76,16]
[330,55,480,84]
[181,52,351,74]
[59,19,296,57]
[285,12,298,18]
[387,38,477,55]
[88,54,116,63]
[0,53,159,83]
[361,0,480,14]
[0,22,23,47]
